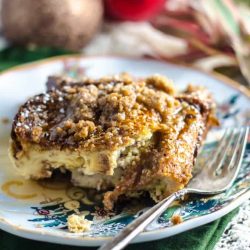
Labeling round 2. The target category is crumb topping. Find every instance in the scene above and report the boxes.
[145,74,175,95]
[12,74,180,151]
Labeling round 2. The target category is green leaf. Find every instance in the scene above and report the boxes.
[0,46,72,71]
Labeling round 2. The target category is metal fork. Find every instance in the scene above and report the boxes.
[98,127,249,250]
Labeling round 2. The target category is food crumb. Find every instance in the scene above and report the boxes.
[67,214,92,233]
[1,117,10,124]
[171,214,183,225]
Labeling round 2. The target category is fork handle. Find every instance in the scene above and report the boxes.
[98,189,188,250]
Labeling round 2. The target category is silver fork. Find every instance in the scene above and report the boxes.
[98,127,249,250]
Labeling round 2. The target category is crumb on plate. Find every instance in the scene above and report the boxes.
[1,117,10,124]
[171,214,183,225]
[67,214,92,233]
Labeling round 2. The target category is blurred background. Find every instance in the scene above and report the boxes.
[0,0,250,87]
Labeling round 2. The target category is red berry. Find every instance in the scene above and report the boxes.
[104,0,166,21]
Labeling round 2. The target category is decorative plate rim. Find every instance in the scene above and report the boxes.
[0,54,249,98]
[0,188,249,246]
[0,56,249,246]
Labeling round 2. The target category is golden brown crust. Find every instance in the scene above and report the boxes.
[103,85,217,209]
[11,74,177,155]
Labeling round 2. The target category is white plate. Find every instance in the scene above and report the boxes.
[0,56,249,247]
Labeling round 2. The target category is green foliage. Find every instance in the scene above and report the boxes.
[0,46,72,71]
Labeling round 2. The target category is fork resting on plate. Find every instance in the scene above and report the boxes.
[98,127,249,250]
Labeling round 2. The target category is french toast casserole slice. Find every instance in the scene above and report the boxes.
[10,74,217,210]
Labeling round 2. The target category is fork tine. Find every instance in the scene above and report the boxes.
[220,127,247,176]
[226,127,249,176]
[206,128,234,170]
[214,128,239,173]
